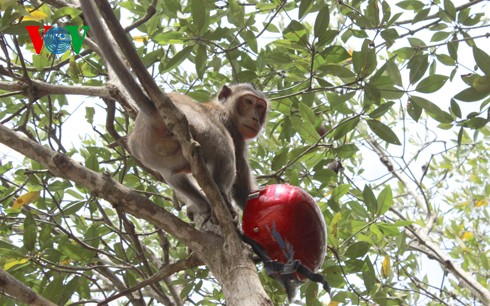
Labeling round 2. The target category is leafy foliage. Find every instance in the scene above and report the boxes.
[0,0,489,305]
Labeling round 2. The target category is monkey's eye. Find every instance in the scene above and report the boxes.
[244,98,254,105]
[256,100,267,110]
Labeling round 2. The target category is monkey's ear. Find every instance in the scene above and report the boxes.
[218,85,232,101]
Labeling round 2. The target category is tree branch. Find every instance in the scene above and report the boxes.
[0,79,112,100]
[0,123,212,254]
[99,254,202,305]
[0,268,56,306]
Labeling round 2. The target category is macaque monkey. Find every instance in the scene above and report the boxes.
[128,93,236,217]
[127,84,268,218]
[216,84,268,209]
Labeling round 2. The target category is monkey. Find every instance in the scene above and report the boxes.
[127,84,268,219]
[127,92,236,218]
[215,84,268,209]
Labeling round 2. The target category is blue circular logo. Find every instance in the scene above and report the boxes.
[44,27,71,55]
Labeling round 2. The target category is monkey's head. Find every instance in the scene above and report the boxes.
[218,84,268,140]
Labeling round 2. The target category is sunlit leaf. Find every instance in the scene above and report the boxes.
[475,199,487,207]
[13,191,40,209]
[23,10,48,21]
[381,255,391,278]
[460,231,474,241]
[3,258,28,270]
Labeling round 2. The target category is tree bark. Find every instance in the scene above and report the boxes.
[0,268,56,306]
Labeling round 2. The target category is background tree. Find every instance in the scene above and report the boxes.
[0,0,489,305]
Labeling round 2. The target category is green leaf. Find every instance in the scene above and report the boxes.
[321,64,356,79]
[369,101,395,118]
[85,152,99,172]
[154,31,184,45]
[60,277,80,305]
[410,96,454,123]
[408,54,429,84]
[23,211,37,251]
[240,30,257,53]
[298,102,317,125]
[271,147,289,171]
[397,0,424,10]
[53,7,82,20]
[32,48,50,72]
[450,99,462,118]
[415,74,448,93]
[43,276,64,304]
[407,100,422,121]
[436,53,456,66]
[299,0,314,19]
[363,257,377,292]
[472,47,490,74]
[413,8,430,23]
[290,116,320,143]
[63,201,86,216]
[352,40,377,77]
[464,117,489,129]
[331,116,360,140]
[431,31,451,42]
[386,58,403,86]
[366,119,401,145]
[191,0,208,32]
[363,185,377,215]
[323,45,351,63]
[345,241,371,259]
[380,28,399,48]
[195,45,207,79]
[314,5,330,40]
[332,144,359,159]
[454,87,489,102]
[85,106,95,124]
[348,201,370,219]
[443,0,456,20]
[377,185,393,215]
[472,75,490,94]
[163,46,193,72]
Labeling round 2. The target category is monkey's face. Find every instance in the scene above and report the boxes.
[235,94,268,139]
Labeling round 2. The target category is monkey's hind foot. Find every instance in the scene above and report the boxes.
[193,212,224,236]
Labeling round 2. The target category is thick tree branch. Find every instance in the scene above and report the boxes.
[0,268,56,306]
[0,123,213,255]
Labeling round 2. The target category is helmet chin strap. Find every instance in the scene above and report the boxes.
[241,233,331,301]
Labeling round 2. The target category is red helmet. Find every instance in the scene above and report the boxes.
[242,184,327,284]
